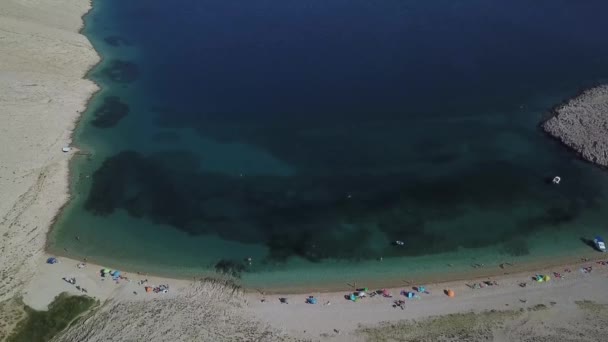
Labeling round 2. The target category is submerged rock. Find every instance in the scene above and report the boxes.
[91,96,129,128]
[102,60,139,83]
[543,85,608,167]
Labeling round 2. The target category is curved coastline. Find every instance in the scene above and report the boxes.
[43,0,104,250]
[22,0,608,297]
[3,1,608,340]
[0,0,100,303]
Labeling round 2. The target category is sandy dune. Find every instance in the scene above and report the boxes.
[49,258,608,342]
[54,279,296,342]
[0,0,98,302]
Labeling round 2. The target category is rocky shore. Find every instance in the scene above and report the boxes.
[543,85,608,167]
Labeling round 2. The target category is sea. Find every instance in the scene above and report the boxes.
[49,0,608,290]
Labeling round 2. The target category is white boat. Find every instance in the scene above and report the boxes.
[594,236,606,252]
[394,240,404,246]
[552,176,561,184]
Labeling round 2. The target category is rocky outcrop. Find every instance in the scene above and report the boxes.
[543,85,608,167]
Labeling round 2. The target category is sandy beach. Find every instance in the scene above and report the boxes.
[246,259,608,341]
[0,0,98,301]
[2,0,608,341]
[0,0,98,337]
[40,257,608,341]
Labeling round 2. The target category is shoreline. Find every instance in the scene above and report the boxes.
[249,251,605,294]
[43,0,104,253]
[36,0,608,299]
[45,243,604,295]
[0,0,100,305]
[246,257,608,341]
[18,0,608,301]
[25,249,608,341]
[3,0,608,339]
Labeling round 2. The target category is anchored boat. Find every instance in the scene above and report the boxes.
[594,236,606,252]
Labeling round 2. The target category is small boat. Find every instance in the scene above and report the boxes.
[594,236,606,252]
[394,240,405,246]
[552,176,561,184]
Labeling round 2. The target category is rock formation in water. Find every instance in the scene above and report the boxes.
[543,85,608,167]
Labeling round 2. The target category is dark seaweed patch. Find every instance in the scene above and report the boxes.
[151,131,181,143]
[91,96,129,128]
[102,60,139,83]
[104,35,132,47]
[84,147,603,264]
[214,259,247,278]
[517,203,580,231]
[501,238,530,257]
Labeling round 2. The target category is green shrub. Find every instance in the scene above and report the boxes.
[8,293,97,342]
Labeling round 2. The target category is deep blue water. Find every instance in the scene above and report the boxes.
[51,0,608,284]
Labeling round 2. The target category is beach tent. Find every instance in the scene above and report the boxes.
[349,294,357,301]
[416,286,426,293]
[306,297,318,304]
[446,289,455,297]
[400,290,414,298]
[46,257,58,264]
[112,270,121,277]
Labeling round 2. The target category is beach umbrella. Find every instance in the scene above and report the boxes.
[446,289,455,297]
[102,268,111,274]
[382,289,390,297]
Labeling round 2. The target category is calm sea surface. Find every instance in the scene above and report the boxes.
[50,0,608,289]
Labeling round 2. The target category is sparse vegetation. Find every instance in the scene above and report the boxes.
[358,309,522,342]
[0,298,26,341]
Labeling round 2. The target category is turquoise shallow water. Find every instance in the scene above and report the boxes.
[49,0,608,290]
